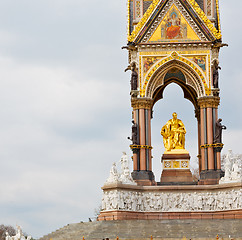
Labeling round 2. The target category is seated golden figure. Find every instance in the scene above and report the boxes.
[161,112,186,151]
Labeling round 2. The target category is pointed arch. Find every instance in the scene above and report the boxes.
[143,54,209,107]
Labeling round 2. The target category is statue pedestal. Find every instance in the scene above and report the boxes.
[159,149,195,185]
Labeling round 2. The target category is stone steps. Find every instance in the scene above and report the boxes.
[39,219,242,240]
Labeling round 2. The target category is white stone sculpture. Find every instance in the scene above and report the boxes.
[119,152,136,185]
[105,162,119,184]
[5,232,11,240]
[5,225,31,240]
[220,150,242,184]
[104,152,136,185]
[231,161,241,180]
[101,188,242,213]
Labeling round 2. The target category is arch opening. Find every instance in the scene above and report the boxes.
[146,59,206,106]
[151,82,199,182]
[151,67,199,112]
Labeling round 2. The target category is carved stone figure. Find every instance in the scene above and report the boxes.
[131,193,137,211]
[128,120,138,145]
[6,226,31,240]
[220,150,242,184]
[120,152,129,172]
[120,152,136,184]
[221,150,233,182]
[130,63,138,91]
[161,112,186,151]
[5,232,11,240]
[214,118,226,144]
[131,120,138,145]
[104,153,136,186]
[231,161,240,180]
[110,191,118,209]
[105,162,119,184]
[212,60,221,89]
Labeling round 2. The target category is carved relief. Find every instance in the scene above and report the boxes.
[101,188,242,212]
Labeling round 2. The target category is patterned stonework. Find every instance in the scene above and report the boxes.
[207,0,212,16]
[164,160,190,169]
[135,0,142,19]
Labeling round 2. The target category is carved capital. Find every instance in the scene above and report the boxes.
[131,97,153,110]
[197,96,220,108]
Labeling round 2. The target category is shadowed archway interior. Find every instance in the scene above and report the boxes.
[152,68,199,112]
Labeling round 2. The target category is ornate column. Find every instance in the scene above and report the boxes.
[195,109,202,173]
[197,96,222,185]
[130,97,155,185]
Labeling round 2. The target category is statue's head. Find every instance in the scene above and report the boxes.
[218,118,222,122]
[172,112,177,119]
[131,62,136,71]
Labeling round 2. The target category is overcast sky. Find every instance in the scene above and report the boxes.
[0,0,241,238]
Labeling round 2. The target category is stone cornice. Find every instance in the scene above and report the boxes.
[197,96,220,108]
[131,97,154,110]
[138,42,212,50]
[102,181,242,191]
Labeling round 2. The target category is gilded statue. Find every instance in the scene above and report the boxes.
[160,112,186,151]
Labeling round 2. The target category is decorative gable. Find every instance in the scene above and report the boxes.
[127,0,221,43]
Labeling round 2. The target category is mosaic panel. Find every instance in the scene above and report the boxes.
[187,56,207,72]
[149,4,200,43]
[143,57,162,75]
